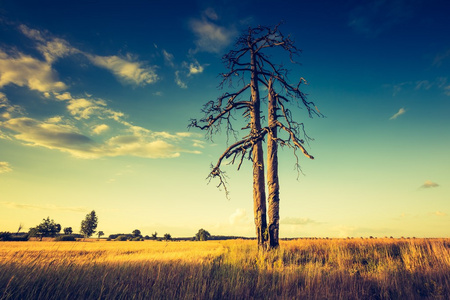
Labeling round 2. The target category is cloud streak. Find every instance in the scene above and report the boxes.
[389,107,406,120]
[348,0,417,37]
[0,161,12,174]
[1,201,88,212]
[86,54,158,86]
[420,180,439,189]
[190,9,236,54]
[19,24,158,86]
[280,217,318,225]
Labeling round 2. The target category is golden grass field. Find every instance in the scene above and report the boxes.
[1,238,449,299]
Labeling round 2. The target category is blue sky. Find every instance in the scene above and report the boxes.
[0,0,449,238]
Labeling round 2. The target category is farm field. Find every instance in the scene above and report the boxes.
[1,238,450,299]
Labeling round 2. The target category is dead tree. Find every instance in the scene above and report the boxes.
[260,35,322,248]
[189,24,321,249]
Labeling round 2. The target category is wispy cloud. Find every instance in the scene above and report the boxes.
[172,59,207,89]
[86,54,158,86]
[183,59,207,76]
[420,180,439,189]
[2,116,200,159]
[19,25,79,63]
[1,201,88,212]
[190,8,236,53]
[0,92,23,120]
[348,0,417,37]
[433,49,450,67]
[162,50,175,67]
[389,107,406,120]
[280,217,318,225]
[2,117,97,158]
[387,77,450,96]
[19,24,158,86]
[175,71,187,89]
[0,24,201,160]
[0,161,12,174]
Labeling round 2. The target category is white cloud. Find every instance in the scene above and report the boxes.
[54,92,72,101]
[86,54,158,86]
[184,59,206,76]
[66,97,107,120]
[348,0,416,37]
[20,24,78,63]
[190,17,236,53]
[0,50,67,92]
[106,136,180,158]
[92,124,109,135]
[19,25,79,63]
[421,180,439,189]
[46,116,63,123]
[0,161,12,174]
[389,107,406,120]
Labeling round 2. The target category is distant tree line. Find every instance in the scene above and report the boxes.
[0,210,99,241]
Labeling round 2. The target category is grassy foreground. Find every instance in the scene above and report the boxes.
[1,238,449,299]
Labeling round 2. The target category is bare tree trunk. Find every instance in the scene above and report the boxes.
[250,51,267,248]
[267,79,280,249]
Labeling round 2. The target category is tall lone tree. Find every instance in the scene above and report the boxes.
[190,24,321,249]
[80,210,98,238]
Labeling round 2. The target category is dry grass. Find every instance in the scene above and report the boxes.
[1,238,449,299]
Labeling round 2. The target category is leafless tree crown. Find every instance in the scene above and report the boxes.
[189,23,323,195]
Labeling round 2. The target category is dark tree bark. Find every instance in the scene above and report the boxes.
[267,78,280,248]
[250,50,267,247]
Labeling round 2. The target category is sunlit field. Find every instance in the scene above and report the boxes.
[1,238,449,299]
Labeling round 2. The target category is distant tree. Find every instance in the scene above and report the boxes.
[29,217,61,241]
[64,227,73,235]
[195,229,211,241]
[17,223,23,234]
[0,232,12,241]
[115,235,128,241]
[132,229,141,237]
[151,232,158,240]
[97,231,104,239]
[80,210,98,238]
[144,235,150,240]
[163,233,172,241]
